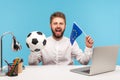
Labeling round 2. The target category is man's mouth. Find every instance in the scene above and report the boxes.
[52,27,65,38]
[55,28,62,33]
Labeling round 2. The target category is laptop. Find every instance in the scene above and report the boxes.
[70,45,119,76]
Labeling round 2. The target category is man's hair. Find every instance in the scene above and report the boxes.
[50,12,66,24]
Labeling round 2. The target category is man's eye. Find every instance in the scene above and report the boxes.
[60,23,64,25]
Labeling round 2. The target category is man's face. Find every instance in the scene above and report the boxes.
[50,17,66,39]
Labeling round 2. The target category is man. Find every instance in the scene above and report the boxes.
[29,12,94,65]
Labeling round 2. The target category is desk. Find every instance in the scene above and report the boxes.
[0,65,120,80]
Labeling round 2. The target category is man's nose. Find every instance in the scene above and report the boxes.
[57,24,61,28]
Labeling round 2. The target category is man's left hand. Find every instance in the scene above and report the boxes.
[86,36,94,48]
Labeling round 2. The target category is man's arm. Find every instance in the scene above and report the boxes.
[72,35,94,65]
[79,47,93,65]
[80,35,94,64]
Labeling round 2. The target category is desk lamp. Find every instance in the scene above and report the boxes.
[0,32,21,76]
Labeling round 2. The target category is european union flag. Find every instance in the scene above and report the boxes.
[70,22,83,45]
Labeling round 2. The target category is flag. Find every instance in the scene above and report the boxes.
[70,22,83,45]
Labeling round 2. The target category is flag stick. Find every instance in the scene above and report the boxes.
[74,21,87,37]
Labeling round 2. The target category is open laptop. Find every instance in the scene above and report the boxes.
[70,45,119,76]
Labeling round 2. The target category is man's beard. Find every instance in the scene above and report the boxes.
[51,28,65,39]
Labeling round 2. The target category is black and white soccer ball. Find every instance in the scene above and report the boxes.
[26,31,47,52]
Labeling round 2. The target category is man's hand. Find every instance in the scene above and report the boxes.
[86,36,94,48]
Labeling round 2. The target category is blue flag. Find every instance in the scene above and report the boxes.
[70,22,83,45]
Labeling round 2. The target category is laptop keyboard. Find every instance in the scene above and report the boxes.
[70,66,90,74]
[82,70,90,73]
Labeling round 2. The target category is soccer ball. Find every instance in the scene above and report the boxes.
[26,31,47,52]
